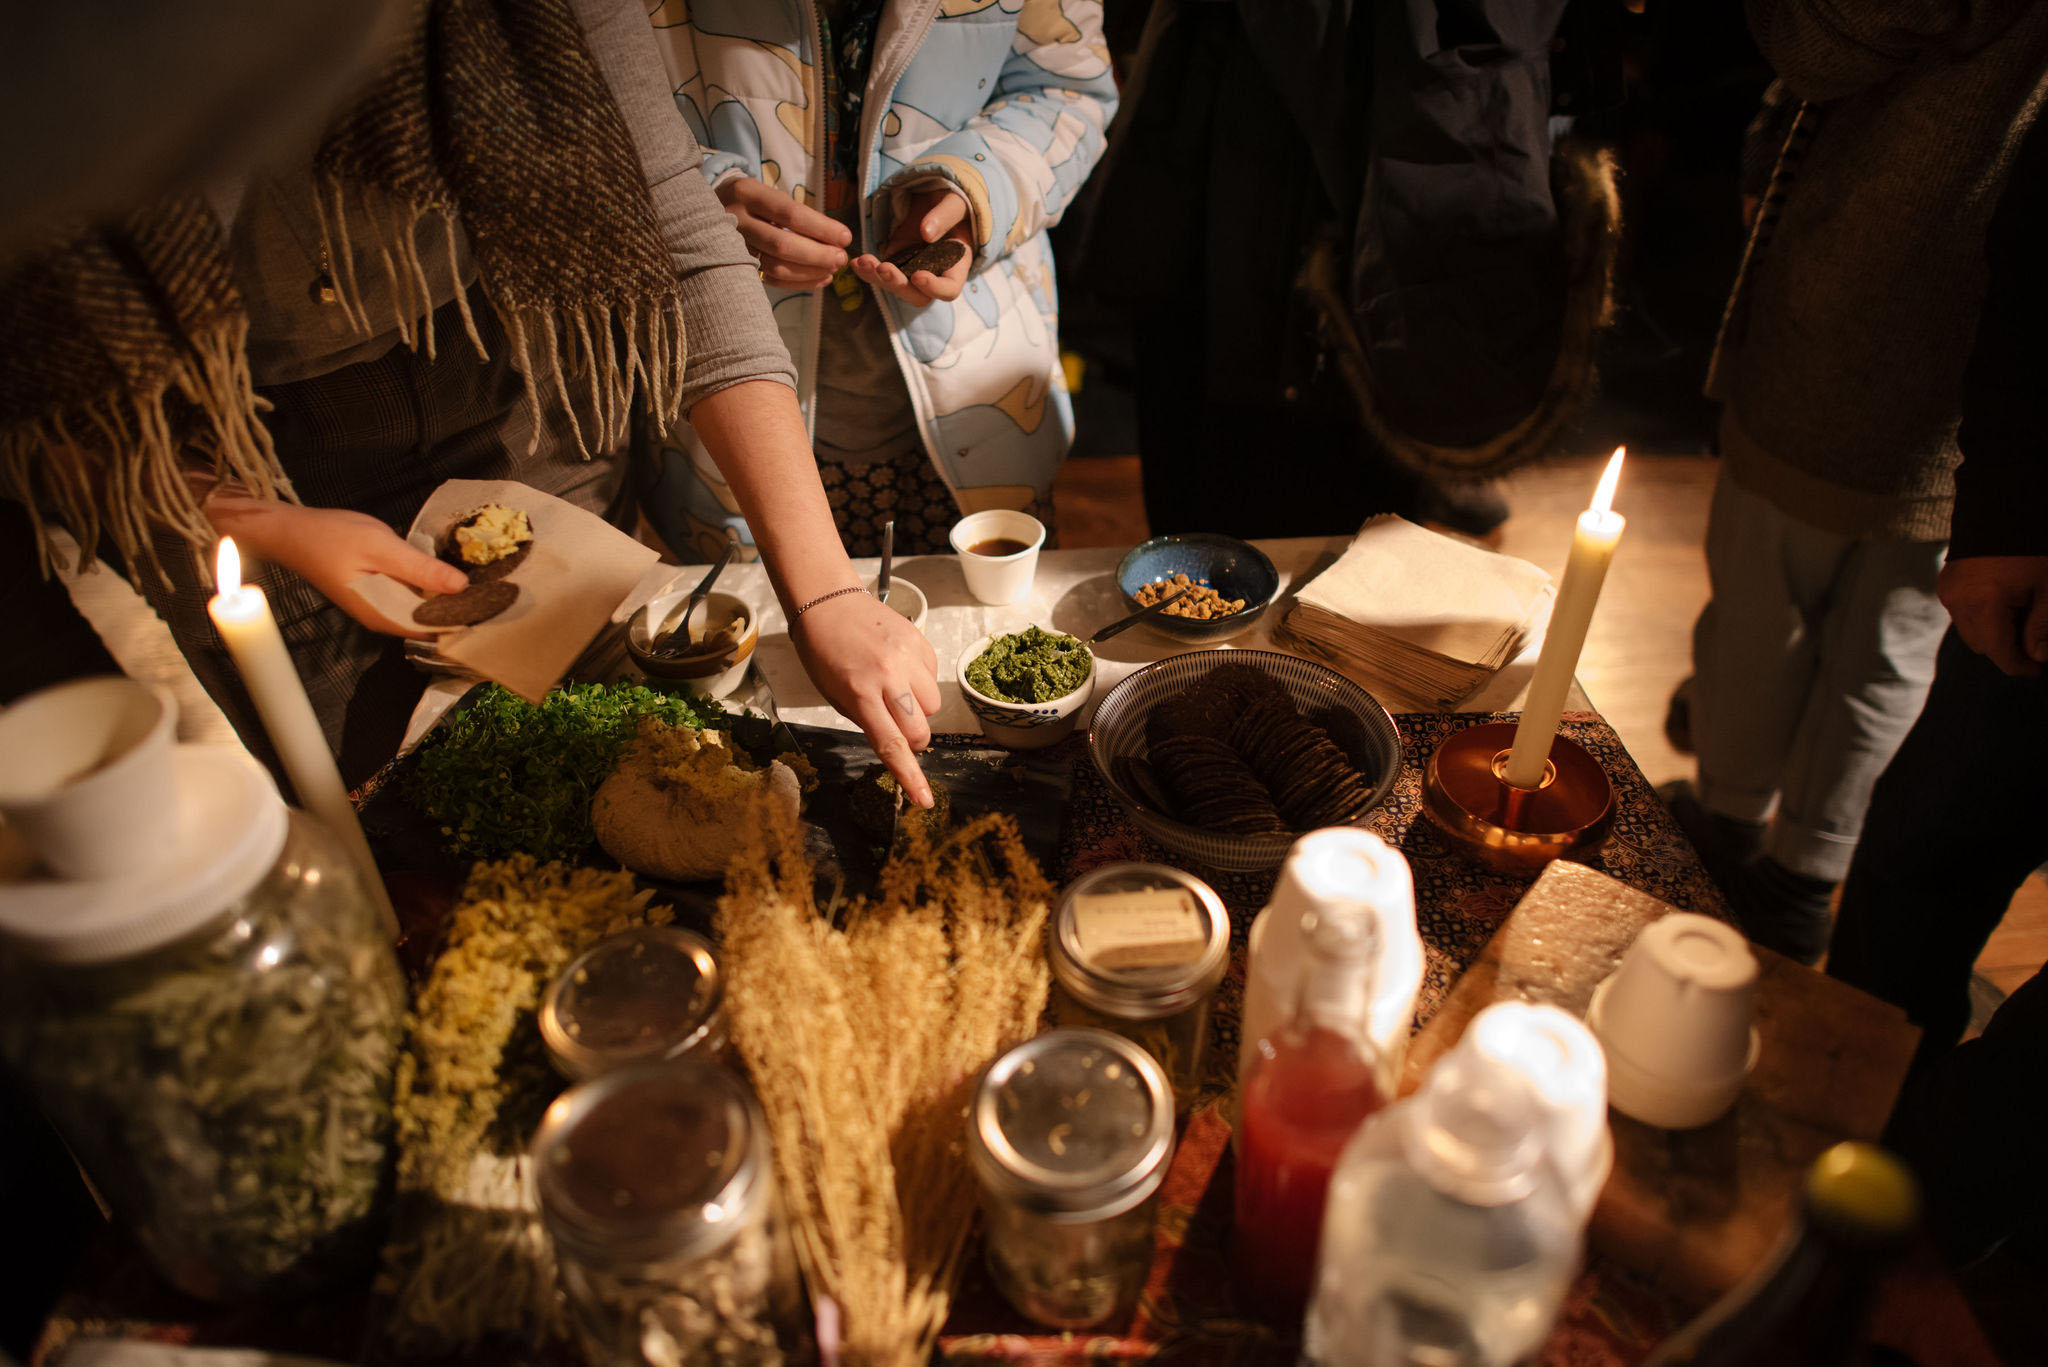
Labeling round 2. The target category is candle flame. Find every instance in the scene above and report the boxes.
[1591,447,1626,516]
[215,536,242,596]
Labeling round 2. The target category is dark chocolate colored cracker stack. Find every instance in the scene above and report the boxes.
[1231,693,1379,826]
[1151,733,1291,835]
[1143,664,1378,833]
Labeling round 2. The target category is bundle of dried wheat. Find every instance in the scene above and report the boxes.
[716,801,1054,1366]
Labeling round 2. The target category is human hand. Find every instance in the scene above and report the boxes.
[716,176,851,290]
[791,590,941,806]
[1938,555,2048,676]
[206,497,466,636]
[852,185,972,307]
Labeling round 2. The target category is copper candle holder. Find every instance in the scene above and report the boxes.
[1421,722,1614,875]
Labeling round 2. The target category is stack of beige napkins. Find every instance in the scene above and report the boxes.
[1277,515,1555,710]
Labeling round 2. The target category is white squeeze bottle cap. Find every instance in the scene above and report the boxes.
[1464,1001,1612,1221]
[1400,1051,1548,1207]
[1242,829,1422,1090]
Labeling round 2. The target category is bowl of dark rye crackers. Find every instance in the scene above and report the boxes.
[1088,650,1401,873]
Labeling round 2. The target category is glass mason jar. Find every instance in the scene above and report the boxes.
[0,749,406,1302]
[540,926,729,1080]
[534,1060,803,1367]
[968,1028,1175,1329]
[1047,864,1229,1111]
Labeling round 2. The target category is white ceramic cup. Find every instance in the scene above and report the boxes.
[949,510,1046,606]
[868,575,929,632]
[1587,913,1761,1130]
[0,676,179,880]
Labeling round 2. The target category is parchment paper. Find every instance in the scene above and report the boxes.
[348,479,658,704]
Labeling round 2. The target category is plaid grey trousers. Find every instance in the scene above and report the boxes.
[142,289,629,790]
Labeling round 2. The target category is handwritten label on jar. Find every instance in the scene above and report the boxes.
[1072,888,1209,970]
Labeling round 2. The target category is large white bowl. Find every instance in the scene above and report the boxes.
[956,632,1094,749]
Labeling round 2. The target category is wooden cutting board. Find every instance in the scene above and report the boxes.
[1401,860,1920,1305]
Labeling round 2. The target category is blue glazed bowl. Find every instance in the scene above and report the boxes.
[1116,534,1281,644]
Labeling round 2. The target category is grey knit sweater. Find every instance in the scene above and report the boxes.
[1706,0,2048,541]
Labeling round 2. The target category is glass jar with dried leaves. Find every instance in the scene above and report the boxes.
[0,749,406,1301]
[533,1059,803,1366]
[1047,864,1229,1111]
[968,1028,1176,1329]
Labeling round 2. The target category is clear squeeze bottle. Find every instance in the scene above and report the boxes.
[1303,1051,1581,1367]
[1234,904,1388,1324]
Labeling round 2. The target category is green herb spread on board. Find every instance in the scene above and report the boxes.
[966,627,1091,704]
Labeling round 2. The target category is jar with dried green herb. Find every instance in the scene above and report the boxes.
[1047,864,1230,1111]
[0,748,406,1302]
[534,1060,803,1367]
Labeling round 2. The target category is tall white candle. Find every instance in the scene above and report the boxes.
[207,538,397,936]
[1504,449,1627,790]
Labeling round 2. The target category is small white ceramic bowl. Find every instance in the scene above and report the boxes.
[626,588,759,699]
[957,631,1094,749]
[868,575,929,632]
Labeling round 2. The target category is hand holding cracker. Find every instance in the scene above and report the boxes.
[205,495,467,637]
[853,185,972,307]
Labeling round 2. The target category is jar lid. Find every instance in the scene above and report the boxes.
[540,927,725,1081]
[1050,864,1228,1021]
[969,1027,1173,1220]
[532,1059,767,1266]
[0,746,288,964]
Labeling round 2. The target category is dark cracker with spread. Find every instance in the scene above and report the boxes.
[888,238,968,279]
[412,580,519,628]
[439,505,534,582]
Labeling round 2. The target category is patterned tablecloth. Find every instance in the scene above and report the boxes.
[940,709,1730,1365]
[37,711,1718,1367]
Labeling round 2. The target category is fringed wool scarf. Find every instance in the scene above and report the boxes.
[0,0,686,581]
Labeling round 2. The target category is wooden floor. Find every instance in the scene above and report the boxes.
[1051,450,2048,1003]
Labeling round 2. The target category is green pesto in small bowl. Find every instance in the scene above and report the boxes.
[966,626,1092,704]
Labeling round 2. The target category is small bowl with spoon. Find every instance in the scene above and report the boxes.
[627,548,759,697]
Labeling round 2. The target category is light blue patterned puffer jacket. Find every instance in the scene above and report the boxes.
[646,0,1116,558]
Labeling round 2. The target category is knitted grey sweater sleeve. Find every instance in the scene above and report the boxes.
[575,0,796,410]
[1746,0,2039,103]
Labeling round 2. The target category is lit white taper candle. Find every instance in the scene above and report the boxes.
[1504,448,1627,790]
[207,537,397,936]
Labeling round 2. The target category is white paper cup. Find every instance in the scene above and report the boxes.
[1587,913,1760,1130]
[0,676,178,880]
[949,510,1046,606]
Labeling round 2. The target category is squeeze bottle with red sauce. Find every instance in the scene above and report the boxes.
[1234,904,1387,1325]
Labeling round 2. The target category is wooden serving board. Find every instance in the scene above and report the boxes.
[1401,860,1920,1306]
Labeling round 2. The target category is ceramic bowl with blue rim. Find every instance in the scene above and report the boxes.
[1116,534,1281,644]
[957,631,1096,749]
[1088,649,1401,873]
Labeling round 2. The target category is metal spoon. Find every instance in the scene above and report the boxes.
[652,542,737,653]
[877,519,896,605]
[1087,588,1189,644]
